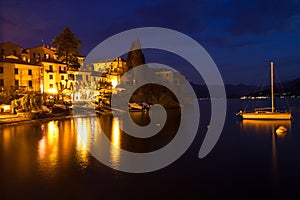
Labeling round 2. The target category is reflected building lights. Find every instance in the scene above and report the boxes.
[110,117,121,168]
[76,118,92,166]
[38,121,59,177]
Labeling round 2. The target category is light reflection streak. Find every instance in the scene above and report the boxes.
[110,117,121,168]
[38,121,59,177]
[240,119,291,191]
[76,118,91,167]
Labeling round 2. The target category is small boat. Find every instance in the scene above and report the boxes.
[128,103,151,111]
[237,61,292,120]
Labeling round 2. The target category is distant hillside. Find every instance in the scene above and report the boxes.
[190,82,256,98]
[190,78,300,98]
[247,78,300,97]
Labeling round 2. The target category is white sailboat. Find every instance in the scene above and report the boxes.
[237,61,292,120]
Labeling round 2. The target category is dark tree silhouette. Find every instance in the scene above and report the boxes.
[52,28,81,70]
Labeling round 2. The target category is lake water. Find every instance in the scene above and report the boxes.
[1,99,300,199]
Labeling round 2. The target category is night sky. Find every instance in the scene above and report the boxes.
[1,0,300,84]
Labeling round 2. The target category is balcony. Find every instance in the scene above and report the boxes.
[59,69,67,74]
[45,69,54,73]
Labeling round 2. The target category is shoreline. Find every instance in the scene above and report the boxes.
[0,112,98,127]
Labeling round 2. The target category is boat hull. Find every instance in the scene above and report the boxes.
[241,112,291,120]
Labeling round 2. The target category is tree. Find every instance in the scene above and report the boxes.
[126,38,145,70]
[52,28,81,70]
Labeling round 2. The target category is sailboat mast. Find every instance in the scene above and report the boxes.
[271,61,275,113]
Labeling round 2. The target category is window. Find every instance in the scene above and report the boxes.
[68,74,75,80]
[15,80,19,86]
[14,68,18,74]
[0,79,3,87]
[28,69,32,75]
[0,67,3,73]
[49,84,53,88]
[76,74,82,80]
[49,65,53,71]
[45,53,50,59]
[86,75,89,81]
[49,74,53,79]
[34,52,40,59]
[61,75,64,80]
[28,80,32,87]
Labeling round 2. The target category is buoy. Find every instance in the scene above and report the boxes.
[276,125,287,136]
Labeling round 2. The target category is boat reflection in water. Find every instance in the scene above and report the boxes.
[240,119,292,189]
[240,120,291,137]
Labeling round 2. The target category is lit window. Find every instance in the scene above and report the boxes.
[45,54,50,59]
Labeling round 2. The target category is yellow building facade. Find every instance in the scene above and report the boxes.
[0,56,40,92]
[0,42,85,96]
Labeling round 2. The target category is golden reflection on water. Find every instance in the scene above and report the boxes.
[110,117,121,167]
[37,119,92,178]
[76,118,92,167]
[38,121,59,175]
[240,120,291,136]
[240,119,292,189]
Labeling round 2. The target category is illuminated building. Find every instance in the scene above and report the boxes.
[0,42,86,96]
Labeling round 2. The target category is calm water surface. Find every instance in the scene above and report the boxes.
[1,99,300,199]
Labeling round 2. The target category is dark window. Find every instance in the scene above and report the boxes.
[0,67,3,73]
[68,74,75,80]
[15,80,19,86]
[0,79,3,86]
[14,68,18,74]
[86,75,89,81]
[49,65,53,71]
[61,75,64,80]
[49,84,53,88]
[34,52,40,59]
[49,74,53,79]
[28,69,32,75]
[76,75,82,80]
[28,80,32,87]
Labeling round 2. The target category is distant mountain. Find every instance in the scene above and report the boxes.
[190,82,256,98]
[190,78,300,98]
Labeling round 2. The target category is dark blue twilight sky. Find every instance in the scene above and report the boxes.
[1,0,300,84]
